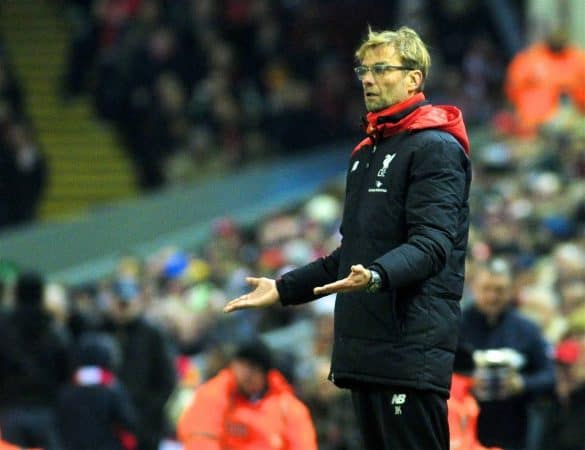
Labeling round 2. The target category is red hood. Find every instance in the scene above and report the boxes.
[353,93,470,156]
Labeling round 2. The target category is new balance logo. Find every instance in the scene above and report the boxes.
[391,394,407,405]
[391,393,407,415]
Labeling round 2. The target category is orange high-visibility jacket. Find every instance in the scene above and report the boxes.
[505,42,585,131]
[178,368,318,450]
[448,374,502,450]
[0,439,40,450]
[0,428,40,450]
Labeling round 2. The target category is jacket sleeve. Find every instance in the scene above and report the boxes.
[276,246,341,305]
[371,138,469,288]
[177,382,227,450]
[282,395,318,450]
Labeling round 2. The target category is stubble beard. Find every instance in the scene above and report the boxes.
[366,100,388,112]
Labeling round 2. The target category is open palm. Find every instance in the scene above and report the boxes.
[223,277,280,313]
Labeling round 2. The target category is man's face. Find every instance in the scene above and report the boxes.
[473,270,512,320]
[231,359,267,398]
[359,45,416,112]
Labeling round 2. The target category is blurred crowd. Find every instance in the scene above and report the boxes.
[1,107,584,448]
[0,0,528,228]
[0,0,584,448]
[60,0,510,190]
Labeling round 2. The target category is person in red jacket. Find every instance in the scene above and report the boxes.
[177,339,317,450]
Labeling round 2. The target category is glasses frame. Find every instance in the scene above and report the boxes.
[354,63,417,80]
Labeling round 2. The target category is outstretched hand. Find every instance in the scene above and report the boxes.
[313,264,372,296]
[223,277,280,313]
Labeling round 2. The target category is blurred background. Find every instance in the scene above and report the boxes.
[0,0,583,449]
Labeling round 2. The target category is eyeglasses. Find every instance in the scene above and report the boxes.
[354,63,417,80]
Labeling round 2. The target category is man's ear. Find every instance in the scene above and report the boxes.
[408,70,423,92]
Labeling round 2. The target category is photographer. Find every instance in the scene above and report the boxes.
[459,260,555,449]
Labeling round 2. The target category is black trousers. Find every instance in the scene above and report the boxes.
[351,385,449,450]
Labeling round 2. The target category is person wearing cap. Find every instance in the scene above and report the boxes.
[545,330,585,450]
[177,339,318,450]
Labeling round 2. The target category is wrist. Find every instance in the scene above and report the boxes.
[366,269,383,293]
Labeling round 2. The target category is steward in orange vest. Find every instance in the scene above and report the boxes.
[505,29,585,134]
[178,340,317,450]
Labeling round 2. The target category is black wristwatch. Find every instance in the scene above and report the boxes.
[366,269,383,294]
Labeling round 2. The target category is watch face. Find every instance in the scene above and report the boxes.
[367,271,381,293]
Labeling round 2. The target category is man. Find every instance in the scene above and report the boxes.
[459,259,556,449]
[505,27,585,134]
[57,332,138,450]
[224,26,471,450]
[104,278,177,450]
[177,339,318,450]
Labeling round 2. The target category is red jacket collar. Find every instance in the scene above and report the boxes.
[353,93,470,156]
[365,92,428,132]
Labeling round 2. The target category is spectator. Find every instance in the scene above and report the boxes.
[549,331,585,450]
[177,338,318,450]
[103,277,177,450]
[0,272,70,450]
[505,27,585,135]
[57,332,138,450]
[459,259,556,449]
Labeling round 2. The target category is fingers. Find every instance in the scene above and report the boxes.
[224,277,278,313]
[314,265,371,295]
[223,279,257,312]
[314,278,355,295]
[313,283,335,295]
[223,295,251,313]
[246,277,260,287]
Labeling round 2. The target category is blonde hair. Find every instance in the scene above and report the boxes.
[355,26,431,90]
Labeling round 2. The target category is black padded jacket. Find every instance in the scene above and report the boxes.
[276,97,472,397]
